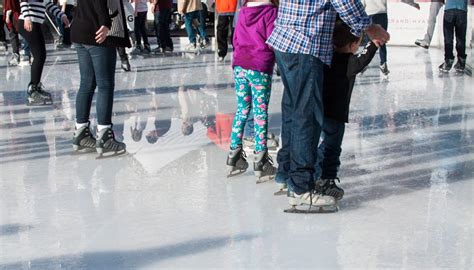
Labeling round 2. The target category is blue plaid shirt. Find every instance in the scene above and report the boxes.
[267,0,371,65]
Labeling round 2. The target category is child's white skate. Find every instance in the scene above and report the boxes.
[284,191,338,214]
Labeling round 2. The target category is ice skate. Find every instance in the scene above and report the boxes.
[274,182,288,196]
[130,45,143,55]
[26,83,53,106]
[315,178,344,201]
[121,58,131,72]
[8,53,20,66]
[379,63,390,76]
[96,128,127,159]
[414,39,429,49]
[285,190,338,214]
[439,59,454,73]
[72,123,96,153]
[254,149,276,183]
[185,43,198,53]
[218,56,225,62]
[453,57,466,74]
[267,133,279,154]
[143,44,151,54]
[226,146,249,177]
[0,42,7,55]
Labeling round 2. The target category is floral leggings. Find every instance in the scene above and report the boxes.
[230,66,272,153]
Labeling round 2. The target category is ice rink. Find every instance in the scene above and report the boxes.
[0,42,473,269]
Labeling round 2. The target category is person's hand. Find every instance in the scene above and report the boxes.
[24,19,33,32]
[365,24,390,47]
[5,13,11,24]
[95,25,110,44]
[61,15,70,28]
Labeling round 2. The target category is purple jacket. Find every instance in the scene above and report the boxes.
[232,3,277,75]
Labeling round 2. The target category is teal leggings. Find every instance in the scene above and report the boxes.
[230,66,272,153]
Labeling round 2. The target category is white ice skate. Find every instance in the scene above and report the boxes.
[285,191,338,214]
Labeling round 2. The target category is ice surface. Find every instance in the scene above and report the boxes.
[0,43,473,269]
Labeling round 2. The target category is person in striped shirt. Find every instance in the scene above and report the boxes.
[267,0,390,211]
[19,0,70,106]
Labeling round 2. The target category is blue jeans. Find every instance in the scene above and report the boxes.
[275,51,325,194]
[315,117,345,179]
[74,43,117,125]
[370,13,388,65]
[183,10,207,44]
[154,9,173,50]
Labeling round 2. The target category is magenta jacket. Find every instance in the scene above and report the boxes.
[232,3,277,75]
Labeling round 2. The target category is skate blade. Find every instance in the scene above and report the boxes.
[273,189,287,196]
[71,147,96,155]
[27,100,53,106]
[227,169,247,178]
[256,175,275,184]
[284,205,338,214]
[96,150,127,160]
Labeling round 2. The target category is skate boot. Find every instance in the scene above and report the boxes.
[379,63,390,76]
[27,83,53,106]
[143,44,151,54]
[414,39,429,49]
[439,59,454,73]
[254,149,276,183]
[267,132,279,153]
[131,44,143,55]
[226,146,249,177]
[8,53,20,66]
[315,178,344,201]
[96,127,126,158]
[185,43,197,53]
[72,123,96,153]
[0,42,7,55]
[285,190,337,214]
[454,57,466,74]
[121,58,131,72]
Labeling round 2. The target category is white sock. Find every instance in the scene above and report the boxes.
[75,122,88,129]
[97,124,111,132]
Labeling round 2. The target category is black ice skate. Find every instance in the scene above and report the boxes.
[254,149,276,183]
[72,124,96,153]
[379,63,390,76]
[121,58,131,72]
[315,178,344,201]
[285,190,338,214]
[439,59,454,73]
[226,146,249,177]
[454,57,466,74]
[96,128,126,159]
[27,83,53,106]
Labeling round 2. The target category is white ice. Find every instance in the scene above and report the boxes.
[0,42,473,269]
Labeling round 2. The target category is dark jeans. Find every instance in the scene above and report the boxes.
[275,51,325,194]
[370,13,388,65]
[75,43,117,125]
[0,16,5,42]
[154,9,173,50]
[316,118,345,179]
[135,11,149,46]
[217,15,234,57]
[18,20,46,85]
[443,9,467,60]
[184,10,207,44]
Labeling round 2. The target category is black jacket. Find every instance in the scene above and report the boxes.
[323,42,378,123]
[71,0,131,48]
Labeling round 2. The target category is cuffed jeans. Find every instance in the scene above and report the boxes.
[75,43,117,125]
[275,51,325,194]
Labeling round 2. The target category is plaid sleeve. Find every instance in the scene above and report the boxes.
[331,0,371,37]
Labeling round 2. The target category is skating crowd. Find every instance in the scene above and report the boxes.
[0,0,469,212]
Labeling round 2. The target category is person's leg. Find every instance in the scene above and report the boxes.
[197,10,208,41]
[230,66,252,149]
[18,21,46,85]
[10,29,20,54]
[183,12,197,44]
[443,10,455,61]
[63,5,74,45]
[154,12,161,48]
[161,9,173,50]
[0,16,6,43]
[75,43,97,124]
[318,118,346,179]
[116,47,128,61]
[454,10,467,59]
[217,15,229,57]
[88,46,117,126]
[249,70,272,153]
[371,13,387,65]
[424,1,443,44]
[134,15,142,46]
[139,12,149,46]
